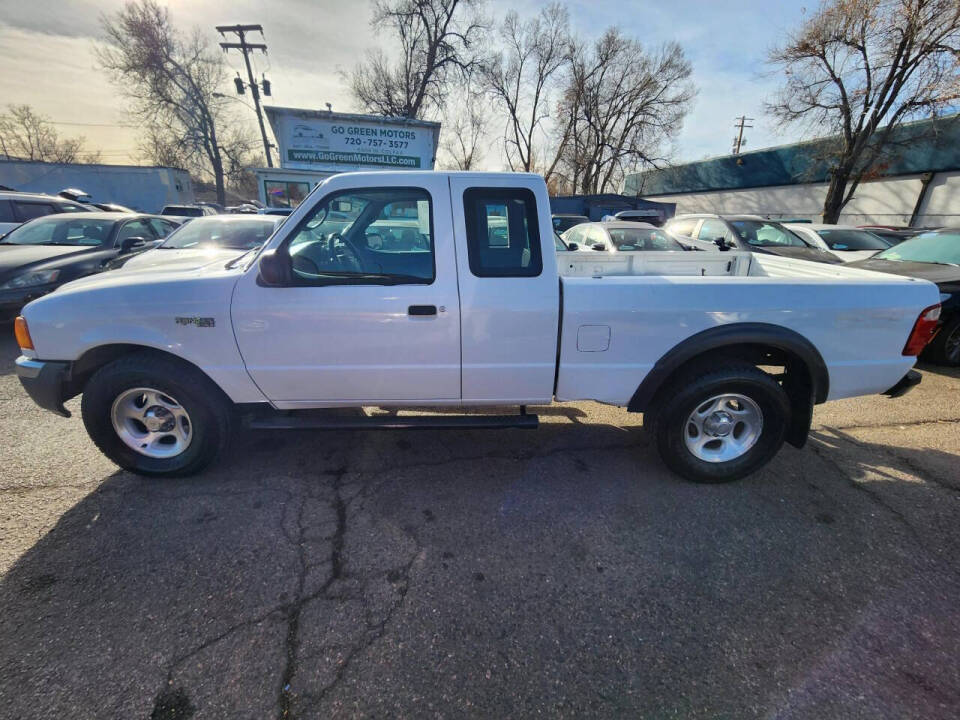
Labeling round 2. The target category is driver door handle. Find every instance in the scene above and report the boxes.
[408,305,437,316]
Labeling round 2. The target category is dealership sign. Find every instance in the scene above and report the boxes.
[265,107,441,173]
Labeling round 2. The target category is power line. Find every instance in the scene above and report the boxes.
[217,23,274,168]
[732,116,754,155]
[0,117,137,128]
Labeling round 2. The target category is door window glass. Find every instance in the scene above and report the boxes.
[14,202,55,221]
[116,220,155,244]
[149,219,178,237]
[698,219,736,245]
[463,187,542,277]
[286,187,434,284]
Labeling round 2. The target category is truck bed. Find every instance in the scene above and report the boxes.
[557,252,936,406]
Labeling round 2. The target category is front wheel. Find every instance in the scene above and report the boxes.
[651,362,790,483]
[81,353,233,477]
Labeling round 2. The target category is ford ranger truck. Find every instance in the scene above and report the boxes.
[13,172,941,483]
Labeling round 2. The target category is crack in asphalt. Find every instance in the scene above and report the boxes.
[277,466,348,720]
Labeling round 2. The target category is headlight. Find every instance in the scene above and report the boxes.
[0,269,61,290]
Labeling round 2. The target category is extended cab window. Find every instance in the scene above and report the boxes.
[463,187,542,277]
[287,187,434,284]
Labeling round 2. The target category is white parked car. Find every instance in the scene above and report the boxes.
[561,221,686,252]
[784,223,893,263]
[116,215,282,272]
[14,171,940,483]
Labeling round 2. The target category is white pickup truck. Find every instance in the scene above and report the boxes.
[13,172,942,483]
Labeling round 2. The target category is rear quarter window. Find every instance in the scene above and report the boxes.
[463,187,542,278]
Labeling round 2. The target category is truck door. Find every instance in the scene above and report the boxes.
[231,175,461,406]
[448,176,560,403]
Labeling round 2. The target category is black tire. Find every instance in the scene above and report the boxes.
[81,352,234,477]
[922,314,960,366]
[651,362,790,483]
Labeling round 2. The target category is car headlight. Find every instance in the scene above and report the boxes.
[0,269,61,290]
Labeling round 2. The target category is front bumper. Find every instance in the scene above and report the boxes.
[882,369,922,398]
[15,356,72,417]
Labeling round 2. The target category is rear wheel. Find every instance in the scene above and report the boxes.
[81,353,233,477]
[922,315,960,366]
[652,362,790,483]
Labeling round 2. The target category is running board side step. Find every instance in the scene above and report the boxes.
[245,410,539,431]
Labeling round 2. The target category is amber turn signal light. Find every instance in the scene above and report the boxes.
[14,316,34,351]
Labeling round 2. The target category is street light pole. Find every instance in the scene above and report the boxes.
[217,24,274,168]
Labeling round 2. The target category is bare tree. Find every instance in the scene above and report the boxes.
[556,30,695,195]
[349,0,486,119]
[767,0,960,223]
[0,105,99,163]
[482,3,570,179]
[439,92,488,169]
[97,0,260,206]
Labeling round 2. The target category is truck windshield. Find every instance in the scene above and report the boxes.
[875,231,960,265]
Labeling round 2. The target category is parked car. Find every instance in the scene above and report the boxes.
[160,204,218,219]
[259,207,294,216]
[115,215,282,271]
[849,229,960,365]
[225,204,259,214]
[664,214,843,263]
[0,212,178,319]
[562,221,687,252]
[784,223,892,263]
[551,214,590,234]
[13,172,939,484]
[0,191,93,236]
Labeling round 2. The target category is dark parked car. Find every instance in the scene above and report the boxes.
[664,213,843,263]
[0,191,93,236]
[0,212,178,319]
[551,214,590,234]
[160,204,217,218]
[849,229,960,365]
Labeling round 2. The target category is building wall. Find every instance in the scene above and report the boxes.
[0,161,193,213]
[644,171,960,226]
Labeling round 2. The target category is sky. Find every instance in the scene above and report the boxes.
[0,0,810,170]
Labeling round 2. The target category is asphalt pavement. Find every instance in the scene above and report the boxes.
[1,323,958,719]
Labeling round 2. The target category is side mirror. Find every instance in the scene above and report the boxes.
[258,248,292,286]
[566,242,579,251]
[120,236,149,252]
[591,243,606,251]
[714,237,731,252]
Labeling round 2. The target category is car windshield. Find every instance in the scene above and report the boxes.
[0,216,116,246]
[606,227,683,251]
[160,217,277,250]
[874,231,960,265]
[730,220,807,247]
[817,229,890,251]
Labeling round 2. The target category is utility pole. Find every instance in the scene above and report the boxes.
[732,115,754,155]
[217,24,274,168]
